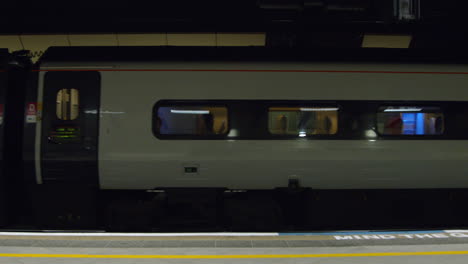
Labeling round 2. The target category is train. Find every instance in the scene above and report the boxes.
[0,50,7,227]
[2,46,468,231]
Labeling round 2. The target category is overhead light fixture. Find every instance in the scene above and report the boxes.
[300,107,339,111]
[395,0,420,21]
[383,108,422,112]
[170,110,210,114]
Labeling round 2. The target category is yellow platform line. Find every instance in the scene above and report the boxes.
[1,252,468,259]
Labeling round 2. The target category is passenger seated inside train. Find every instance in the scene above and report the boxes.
[268,107,338,136]
[377,106,444,135]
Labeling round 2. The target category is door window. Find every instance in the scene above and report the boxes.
[56,88,79,120]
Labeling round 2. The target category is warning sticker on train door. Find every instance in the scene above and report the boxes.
[26,102,37,123]
[0,104,3,125]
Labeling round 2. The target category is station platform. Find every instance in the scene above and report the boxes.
[0,230,468,263]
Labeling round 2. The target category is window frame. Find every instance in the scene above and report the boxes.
[266,103,341,139]
[56,88,80,121]
[375,104,445,138]
[152,100,465,140]
[153,100,231,140]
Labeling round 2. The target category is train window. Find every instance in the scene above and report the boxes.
[56,89,79,120]
[377,106,444,135]
[156,106,228,136]
[268,107,338,136]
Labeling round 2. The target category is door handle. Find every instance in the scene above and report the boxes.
[83,137,94,150]
[47,136,61,144]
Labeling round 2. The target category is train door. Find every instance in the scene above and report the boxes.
[34,71,100,228]
[40,71,101,184]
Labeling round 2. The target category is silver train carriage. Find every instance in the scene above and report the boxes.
[21,47,468,229]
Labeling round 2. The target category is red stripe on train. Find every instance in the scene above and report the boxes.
[33,69,468,74]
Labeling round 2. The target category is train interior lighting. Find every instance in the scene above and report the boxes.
[268,107,338,135]
[377,106,444,135]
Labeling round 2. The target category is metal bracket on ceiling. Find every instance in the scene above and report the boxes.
[394,0,420,21]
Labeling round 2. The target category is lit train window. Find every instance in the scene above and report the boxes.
[268,107,338,136]
[376,106,444,135]
[156,106,228,136]
[56,89,79,120]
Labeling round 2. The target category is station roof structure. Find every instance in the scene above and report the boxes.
[0,0,466,61]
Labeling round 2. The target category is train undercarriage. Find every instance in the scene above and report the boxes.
[23,186,468,232]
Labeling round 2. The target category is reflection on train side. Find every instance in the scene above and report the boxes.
[377,106,444,135]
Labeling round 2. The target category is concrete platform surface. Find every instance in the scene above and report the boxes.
[0,230,467,263]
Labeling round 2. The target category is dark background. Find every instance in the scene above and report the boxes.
[2,0,467,48]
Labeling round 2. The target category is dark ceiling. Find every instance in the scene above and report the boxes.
[1,0,465,32]
[2,0,467,48]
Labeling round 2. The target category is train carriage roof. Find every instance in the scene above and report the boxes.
[38,46,468,65]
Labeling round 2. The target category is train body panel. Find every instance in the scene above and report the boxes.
[99,140,468,189]
[0,53,7,226]
[0,71,6,207]
[33,60,468,190]
[0,69,6,177]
